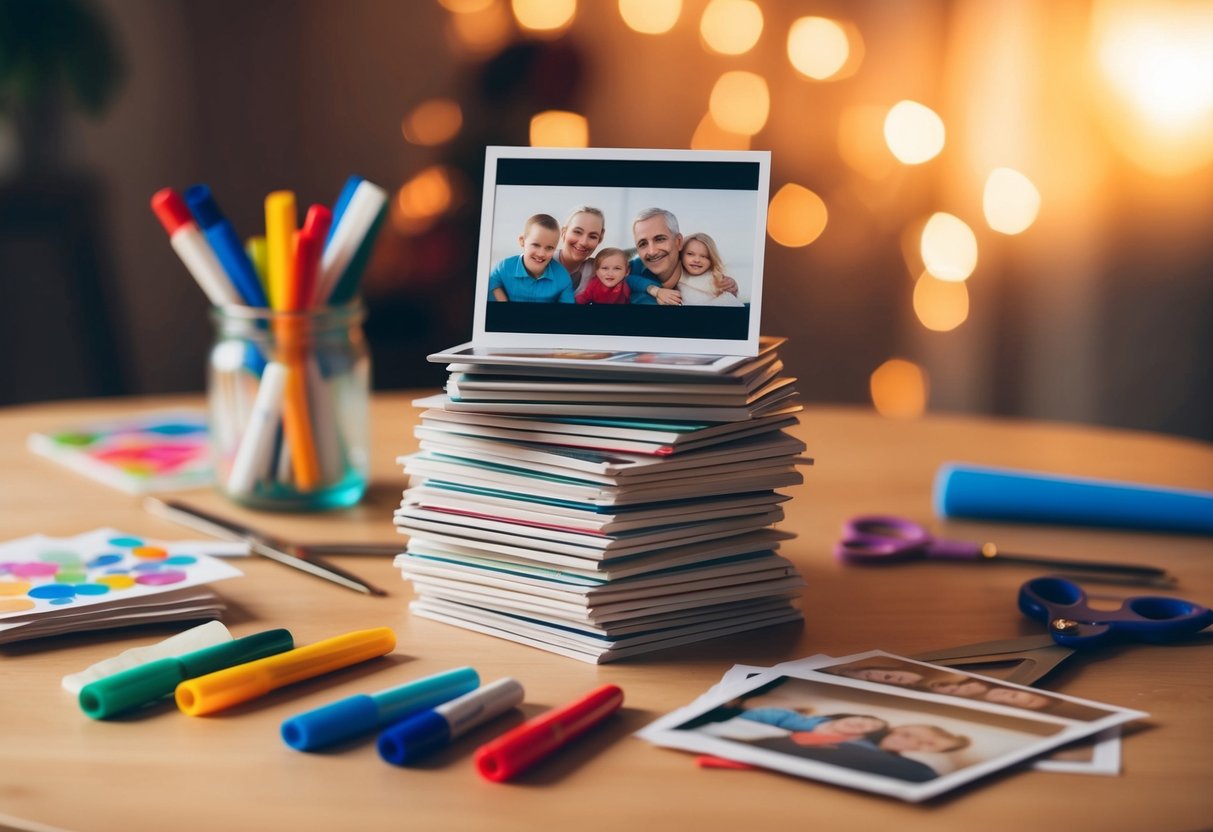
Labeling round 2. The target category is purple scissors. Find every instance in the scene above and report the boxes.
[835,515,1174,586]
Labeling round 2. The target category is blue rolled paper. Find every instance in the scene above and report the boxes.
[933,463,1213,535]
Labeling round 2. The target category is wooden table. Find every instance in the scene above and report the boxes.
[2,394,1210,832]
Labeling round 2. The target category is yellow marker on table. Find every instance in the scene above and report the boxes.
[264,191,297,311]
[175,627,396,716]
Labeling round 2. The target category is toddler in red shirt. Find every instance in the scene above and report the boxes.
[576,248,631,304]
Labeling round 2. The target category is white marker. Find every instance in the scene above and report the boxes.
[151,188,243,307]
[226,361,288,495]
[314,180,387,307]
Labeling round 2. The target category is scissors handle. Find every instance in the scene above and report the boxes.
[835,515,983,563]
[1018,576,1213,648]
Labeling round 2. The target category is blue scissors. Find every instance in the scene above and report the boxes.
[1019,575,1213,647]
[913,576,1213,684]
[836,514,1175,587]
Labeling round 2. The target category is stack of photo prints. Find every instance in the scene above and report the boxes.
[394,147,812,663]
[637,650,1145,801]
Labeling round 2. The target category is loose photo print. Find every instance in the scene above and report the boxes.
[469,146,770,357]
[805,651,1120,722]
[637,662,1145,802]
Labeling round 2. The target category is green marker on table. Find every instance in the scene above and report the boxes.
[78,628,294,719]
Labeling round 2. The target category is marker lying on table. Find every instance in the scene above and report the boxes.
[79,628,293,719]
[176,627,396,716]
[475,684,624,782]
[378,677,524,766]
[281,666,480,751]
[64,620,234,695]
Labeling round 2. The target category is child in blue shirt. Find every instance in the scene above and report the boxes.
[489,214,574,303]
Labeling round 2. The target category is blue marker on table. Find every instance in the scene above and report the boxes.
[378,677,524,766]
[281,666,480,751]
[185,184,268,307]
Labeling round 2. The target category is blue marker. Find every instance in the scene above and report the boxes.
[185,184,268,307]
[378,677,524,766]
[281,666,480,751]
[326,175,364,246]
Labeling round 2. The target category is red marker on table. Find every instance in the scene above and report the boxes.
[474,684,624,782]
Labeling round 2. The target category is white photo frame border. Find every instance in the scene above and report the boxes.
[636,663,1145,802]
[472,146,770,357]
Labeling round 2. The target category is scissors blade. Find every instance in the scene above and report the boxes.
[910,635,1075,685]
[144,498,387,596]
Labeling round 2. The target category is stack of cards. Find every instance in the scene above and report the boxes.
[393,339,811,663]
[0,529,243,645]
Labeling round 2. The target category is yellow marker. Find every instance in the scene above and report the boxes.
[264,191,297,311]
[175,627,396,716]
[245,235,269,293]
[266,192,319,490]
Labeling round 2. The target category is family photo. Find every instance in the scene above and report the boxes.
[640,665,1145,802]
[472,148,769,355]
[488,206,745,308]
[815,653,1118,722]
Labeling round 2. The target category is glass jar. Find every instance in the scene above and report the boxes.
[208,303,370,511]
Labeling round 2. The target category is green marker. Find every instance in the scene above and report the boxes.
[79,628,294,719]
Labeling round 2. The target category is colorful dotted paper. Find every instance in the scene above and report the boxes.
[0,529,242,620]
[27,410,213,495]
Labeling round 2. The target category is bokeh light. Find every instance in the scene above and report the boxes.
[511,0,576,35]
[690,113,751,151]
[395,166,454,233]
[709,72,770,136]
[530,110,589,147]
[884,100,946,164]
[787,17,853,81]
[619,0,680,34]
[438,0,495,12]
[700,0,763,56]
[983,167,1040,235]
[920,213,977,282]
[767,184,828,248]
[1092,0,1213,176]
[870,359,928,419]
[838,105,897,179]
[447,1,512,53]
[913,272,970,331]
[401,99,463,146]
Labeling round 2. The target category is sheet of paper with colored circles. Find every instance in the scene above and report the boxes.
[0,529,243,643]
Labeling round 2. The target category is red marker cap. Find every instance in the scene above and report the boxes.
[150,188,194,235]
[301,204,333,241]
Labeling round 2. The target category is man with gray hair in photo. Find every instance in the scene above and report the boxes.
[627,208,737,305]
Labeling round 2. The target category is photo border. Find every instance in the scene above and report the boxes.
[636,659,1145,802]
[471,146,770,357]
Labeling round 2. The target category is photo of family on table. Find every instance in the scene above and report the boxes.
[487,206,748,308]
